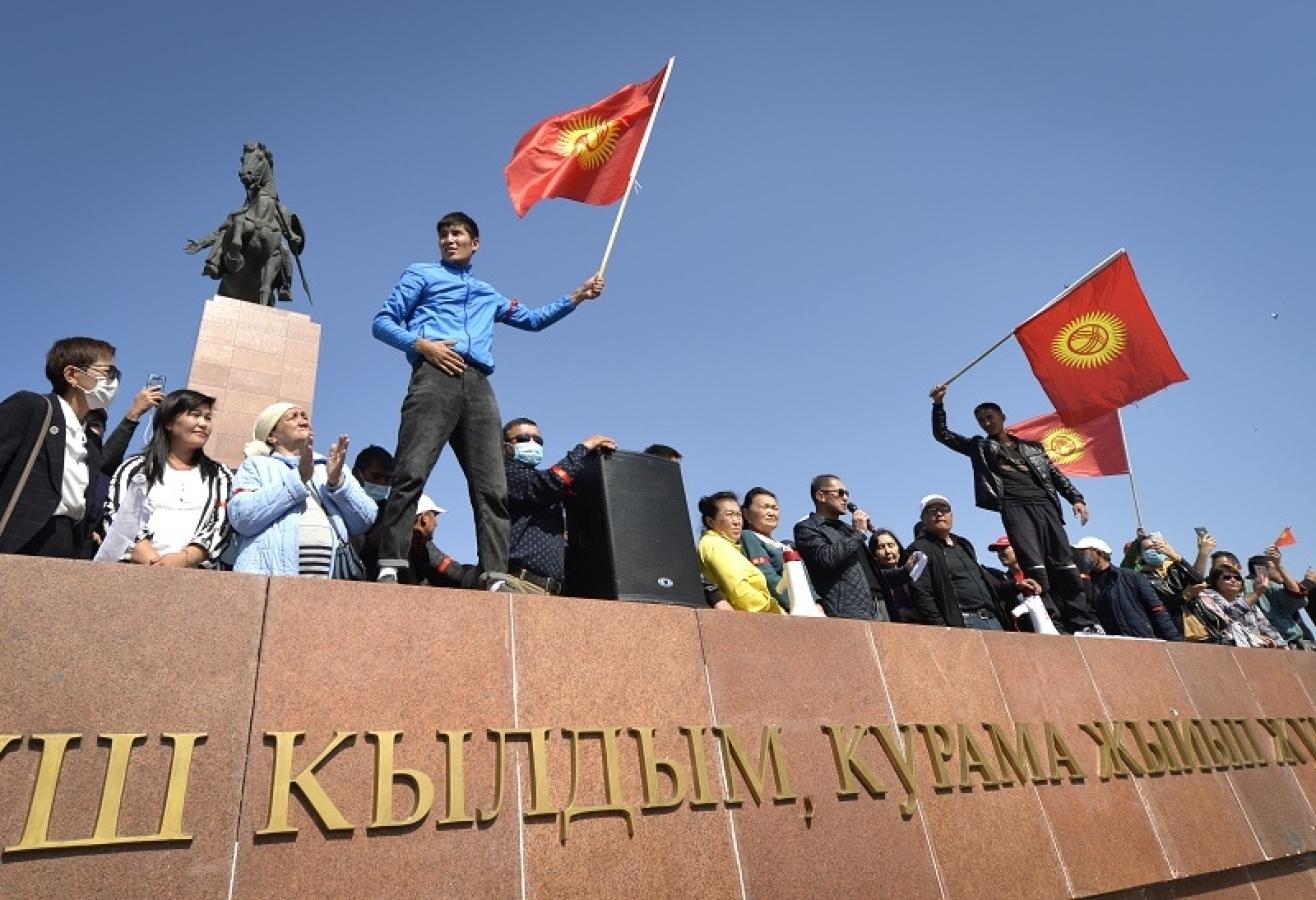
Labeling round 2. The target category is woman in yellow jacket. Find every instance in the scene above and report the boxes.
[697,491,783,613]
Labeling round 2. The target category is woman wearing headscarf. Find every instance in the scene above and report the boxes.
[227,402,376,577]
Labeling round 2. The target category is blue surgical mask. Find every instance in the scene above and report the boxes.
[1142,550,1168,568]
[362,482,390,502]
[513,443,544,467]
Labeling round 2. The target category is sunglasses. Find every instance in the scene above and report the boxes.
[77,365,122,382]
[1217,573,1243,583]
[924,505,951,516]
[506,434,544,445]
[820,488,850,498]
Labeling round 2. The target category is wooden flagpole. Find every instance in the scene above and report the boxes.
[939,248,1127,388]
[598,57,675,277]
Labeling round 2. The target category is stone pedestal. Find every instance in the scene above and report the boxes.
[185,295,320,468]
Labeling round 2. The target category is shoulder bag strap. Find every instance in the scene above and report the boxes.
[0,398,54,540]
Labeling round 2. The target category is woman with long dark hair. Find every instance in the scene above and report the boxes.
[869,527,920,623]
[100,389,233,567]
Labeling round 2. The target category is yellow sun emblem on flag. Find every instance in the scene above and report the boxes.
[557,115,621,170]
[1041,427,1087,466]
[1051,311,1127,368]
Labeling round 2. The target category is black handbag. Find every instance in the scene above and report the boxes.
[330,535,367,581]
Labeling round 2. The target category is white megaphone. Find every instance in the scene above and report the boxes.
[781,548,825,617]
[1012,593,1060,635]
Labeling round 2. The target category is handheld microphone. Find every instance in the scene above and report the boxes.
[847,501,874,533]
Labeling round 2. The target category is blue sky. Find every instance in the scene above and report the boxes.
[3,2,1312,569]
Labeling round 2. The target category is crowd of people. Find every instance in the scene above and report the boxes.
[0,209,1309,653]
[693,387,1313,650]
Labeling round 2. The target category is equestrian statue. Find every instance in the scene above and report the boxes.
[184,142,309,306]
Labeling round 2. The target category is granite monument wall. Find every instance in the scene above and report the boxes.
[3,555,1316,898]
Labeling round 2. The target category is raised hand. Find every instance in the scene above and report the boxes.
[571,273,605,304]
[127,386,165,422]
[298,441,315,484]
[326,434,350,488]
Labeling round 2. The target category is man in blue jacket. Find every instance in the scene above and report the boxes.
[372,212,604,582]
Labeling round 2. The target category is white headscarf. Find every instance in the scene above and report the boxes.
[243,401,297,458]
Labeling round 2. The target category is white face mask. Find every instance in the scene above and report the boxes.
[82,374,119,411]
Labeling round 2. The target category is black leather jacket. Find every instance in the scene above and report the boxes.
[932,402,1083,516]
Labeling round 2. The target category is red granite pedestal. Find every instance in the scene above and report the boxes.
[5,558,1316,898]
[185,295,320,469]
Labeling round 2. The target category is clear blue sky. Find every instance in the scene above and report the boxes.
[3,2,1312,569]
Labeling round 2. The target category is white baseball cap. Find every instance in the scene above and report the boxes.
[416,495,446,517]
[1073,536,1112,555]
[920,493,952,512]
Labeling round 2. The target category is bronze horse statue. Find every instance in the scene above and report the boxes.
[185,142,308,306]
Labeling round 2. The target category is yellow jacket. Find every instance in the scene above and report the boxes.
[698,529,783,614]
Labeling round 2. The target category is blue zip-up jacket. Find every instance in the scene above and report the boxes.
[372,261,576,373]
[228,454,377,577]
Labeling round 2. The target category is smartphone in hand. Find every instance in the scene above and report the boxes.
[146,373,167,390]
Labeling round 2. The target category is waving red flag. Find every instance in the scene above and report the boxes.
[1276,527,1298,547]
[1014,252,1187,425]
[1009,409,1129,478]
[505,64,668,217]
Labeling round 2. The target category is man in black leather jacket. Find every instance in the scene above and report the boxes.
[928,383,1102,634]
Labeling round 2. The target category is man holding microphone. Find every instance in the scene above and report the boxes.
[793,473,890,620]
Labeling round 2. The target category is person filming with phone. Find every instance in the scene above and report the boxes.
[97,374,166,477]
[1247,545,1310,649]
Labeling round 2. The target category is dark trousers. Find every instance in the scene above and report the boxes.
[15,515,79,559]
[1001,501,1096,630]
[378,363,508,574]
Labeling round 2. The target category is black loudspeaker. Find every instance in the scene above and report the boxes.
[564,450,704,607]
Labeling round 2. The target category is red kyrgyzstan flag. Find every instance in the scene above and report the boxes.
[505,65,667,217]
[1008,409,1130,478]
[1014,252,1188,425]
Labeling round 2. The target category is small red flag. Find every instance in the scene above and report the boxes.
[505,64,667,217]
[1276,527,1298,547]
[1014,252,1188,425]
[1009,409,1130,478]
